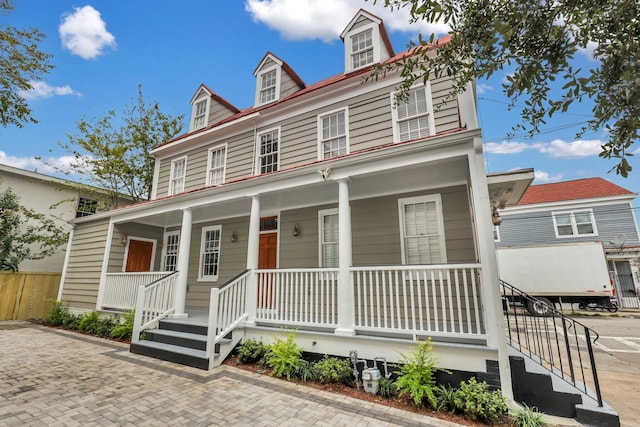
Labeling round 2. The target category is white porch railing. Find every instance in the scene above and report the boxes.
[255,269,339,328]
[101,272,173,311]
[206,270,251,366]
[132,271,178,344]
[352,264,486,339]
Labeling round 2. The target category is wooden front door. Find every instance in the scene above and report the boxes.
[125,240,154,272]
[258,232,277,308]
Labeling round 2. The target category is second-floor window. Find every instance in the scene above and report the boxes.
[351,29,373,69]
[162,231,180,271]
[259,69,277,105]
[169,157,186,195]
[318,109,348,159]
[553,210,597,237]
[393,85,435,142]
[258,129,279,174]
[76,197,98,218]
[192,100,207,130]
[207,145,227,186]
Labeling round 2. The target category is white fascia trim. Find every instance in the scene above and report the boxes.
[502,194,638,216]
[316,106,350,160]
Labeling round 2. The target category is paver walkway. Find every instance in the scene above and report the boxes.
[0,321,461,426]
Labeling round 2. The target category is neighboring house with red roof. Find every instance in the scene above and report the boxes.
[497,177,640,308]
[55,10,618,424]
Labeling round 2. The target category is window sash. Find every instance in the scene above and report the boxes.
[260,70,277,104]
[320,111,347,158]
[401,198,444,264]
[259,130,279,174]
[351,30,373,69]
[193,100,207,129]
[396,88,430,141]
[163,233,180,271]
[554,211,596,236]
[207,146,226,185]
[170,159,186,195]
[199,226,221,280]
[320,211,339,268]
[76,197,97,218]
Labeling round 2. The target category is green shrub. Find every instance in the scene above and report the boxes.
[46,300,70,326]
[264,332,303,380]
[453,377,508,422]
[313,356,353,385]
[511,404,549,427]
[236,339,268,364]
[378,377,397,398]
[110,311,135,340]
[78,311,103,334]
[436,384,458,412]
[295,359,317,382]
[62,312,81,329]
[394,338,443,407]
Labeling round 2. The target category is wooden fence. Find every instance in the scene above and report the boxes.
[0,272,61,320]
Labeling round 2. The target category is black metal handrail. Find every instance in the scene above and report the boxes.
[500,280,603,407]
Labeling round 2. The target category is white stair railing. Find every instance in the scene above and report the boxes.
[132,271,179,344]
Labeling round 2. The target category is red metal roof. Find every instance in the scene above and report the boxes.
[518,177,634,205]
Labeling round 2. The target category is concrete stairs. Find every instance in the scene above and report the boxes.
[130,317,240,370]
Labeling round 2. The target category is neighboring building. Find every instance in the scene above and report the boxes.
[0,163,133,272]
[56,10,617,424]
[497,177,640,308]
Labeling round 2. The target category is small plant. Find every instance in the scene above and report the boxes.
[377,377,397,398]
[394,338,444,408]
[110,311,135,340]
[46,300,71,326]
[313,356,353,385]
[453,377,508,422]
[78,311,103,334]
[511,404,549,427]
[436,384,458,412]
[236,339,268,364]
[264,332,303,380]
[295,359,317,382]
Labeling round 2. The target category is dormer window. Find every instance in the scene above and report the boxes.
[259,69,277,104]
[192,100,208,130]
[351,30,374,69]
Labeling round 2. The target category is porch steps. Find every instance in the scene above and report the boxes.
[129,317,237,370]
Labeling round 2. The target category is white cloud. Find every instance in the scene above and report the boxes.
[19,81,82,101]
[244,0,449,43]
[59,6,116,59]
[0,152,80,176]
[484,141,542,154]
[534,170,564,183]
[485,138,603,159]
[476,84,493,94]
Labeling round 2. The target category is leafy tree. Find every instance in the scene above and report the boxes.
[0,184,68,271]
[373,0,640,176]
[0,0,54,127]
[50,86,184,207]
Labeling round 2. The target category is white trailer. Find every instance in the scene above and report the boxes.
[497,242,616,316]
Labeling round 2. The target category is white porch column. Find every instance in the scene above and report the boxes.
[336,178,355,336]
[468,137,514,400]
[173,207,192,318]
[245,194,260,325]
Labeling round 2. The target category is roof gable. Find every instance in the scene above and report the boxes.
[518,177,635,205]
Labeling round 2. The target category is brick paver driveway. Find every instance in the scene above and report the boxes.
[0,322,459,426]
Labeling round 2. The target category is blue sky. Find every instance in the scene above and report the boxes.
[1,0,637,197]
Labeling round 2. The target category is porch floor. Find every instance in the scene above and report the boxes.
[171,309,208,326]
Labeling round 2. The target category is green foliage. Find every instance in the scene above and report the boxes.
[110,311,135,340]
[0,184,68,271]
[47,85,184,205]
[435,384,458,412]
[453,377,508,422]
[394,339,443,407]
[313,356,353,385]
[374,0,640,176]
[78,311,101,334]
[377,377,397,398]
[46,300,71,326]
[295,359,317,383]
[236,339,268,364]
[264,332,303,380]
[511,404,549,427]
[0,0,54,128]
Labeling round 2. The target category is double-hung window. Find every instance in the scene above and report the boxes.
[199,225,221,281]
[169,157,186,195]
[351,29,373,69]
[76,197,98,218]
[192,100,207,130]
[392,85,435,142]
[399,195,446,264]
[162,231,180,272]
[318,109,348,159]
[553,210,597,237]
[257,129,279,174]
[319,209,339,268]
[207,145,226,186]
[259,69,277,105]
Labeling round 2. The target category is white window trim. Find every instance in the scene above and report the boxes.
[168,156,187,196]
[198,224,222,282]
[390,83,436,143]
[398,194,447,265]
[318,208,339,267]
[161,230,180,271]
[493,225,501,243]
[317,107,350,160]
[190,97,210,131]
[255,127,281,175]
[552,209,598,238]
[255,65,281,107]
[206,143,227,186]
[121,236,158,272]
[345,22,380,73]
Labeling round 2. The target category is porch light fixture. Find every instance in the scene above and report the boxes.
[120,235,128,245]
[292,223,301,237]
[230,231,238,242]
[491,205,502,226]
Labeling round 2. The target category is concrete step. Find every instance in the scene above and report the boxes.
[158,319,208,336]
[130,340,213,370]
[145,329,208,351]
